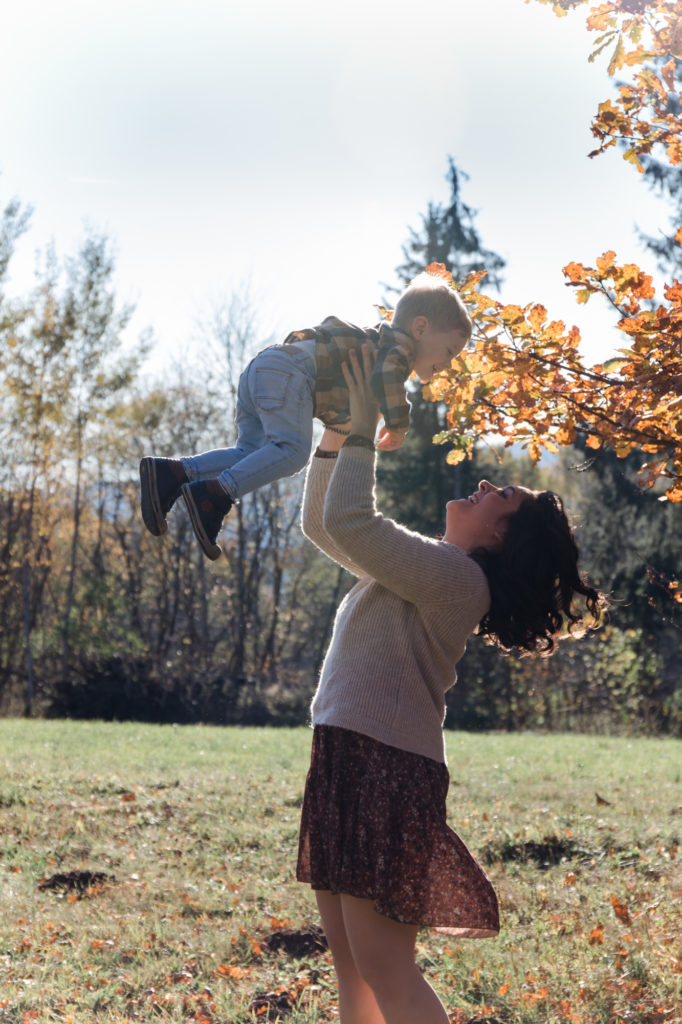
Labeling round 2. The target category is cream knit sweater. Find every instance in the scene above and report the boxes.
[302,446,491,764]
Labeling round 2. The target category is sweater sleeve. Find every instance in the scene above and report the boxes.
[301,456,367,578]
[322,446,490,609]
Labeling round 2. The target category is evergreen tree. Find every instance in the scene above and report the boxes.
[393,156,506,292]
[377,157,506,534]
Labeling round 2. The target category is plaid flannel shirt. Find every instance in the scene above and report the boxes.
[283,316,416,431]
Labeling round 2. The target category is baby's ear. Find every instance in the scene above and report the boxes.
[411,315,428,339]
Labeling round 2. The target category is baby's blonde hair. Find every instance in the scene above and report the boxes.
[393,272,472,339]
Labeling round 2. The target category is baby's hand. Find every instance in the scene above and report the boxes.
[376,426,407,451]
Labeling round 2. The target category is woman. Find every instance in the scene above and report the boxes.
[296,348,602,1024]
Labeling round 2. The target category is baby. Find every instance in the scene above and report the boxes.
[140,271,471,559]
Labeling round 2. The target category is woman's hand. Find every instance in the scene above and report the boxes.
[341,345,381,441]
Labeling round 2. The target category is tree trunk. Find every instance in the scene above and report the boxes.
[61,433,83,686]
[22,490,36,717]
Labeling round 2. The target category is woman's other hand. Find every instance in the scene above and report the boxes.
[376,426,407,451]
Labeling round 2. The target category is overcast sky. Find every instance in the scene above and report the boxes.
[1,0,668,372]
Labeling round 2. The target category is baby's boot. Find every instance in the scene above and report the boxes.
[180,479,233,561]
[139,457,188,536]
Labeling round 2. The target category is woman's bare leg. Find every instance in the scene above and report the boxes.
[315,891,386,1024]
[340,894,449,1024]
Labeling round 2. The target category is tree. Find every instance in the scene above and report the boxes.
[56,233,148,687]
[426,1,682,542]
[378,158,506,534]
[1,255,69,714]
[393,156,506,293]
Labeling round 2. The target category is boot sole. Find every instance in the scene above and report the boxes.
[180,484,223,560]
[140,458,168,536]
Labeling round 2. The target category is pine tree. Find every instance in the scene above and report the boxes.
[377,157,506,534]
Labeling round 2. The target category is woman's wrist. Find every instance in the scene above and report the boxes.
[317,425,349,455]
[343,433,376,452]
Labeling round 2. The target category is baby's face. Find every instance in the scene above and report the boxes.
[413,324,467,381]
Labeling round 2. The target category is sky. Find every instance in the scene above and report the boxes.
[0,0,670,374]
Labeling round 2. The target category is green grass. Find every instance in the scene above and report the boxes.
[0,721,680,1023]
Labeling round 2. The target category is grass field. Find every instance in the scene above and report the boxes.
[0,720,680,1024]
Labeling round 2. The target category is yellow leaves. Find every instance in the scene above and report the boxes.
[623,147,645,171]
[459,269,489,294]
[661,58,678,91]
[428,251,682,502]
[527,303,548,331]
[498,304,526,325]
[555,422,578,446]
[614,265,654,300]
[528,439,543,463]
[666,134,682,165]
[446,449,468,466]
[587,4,617,34]
[663,478,682,502]
[608,33,627,75]
[595,98,621,124]
[596,250,616,275]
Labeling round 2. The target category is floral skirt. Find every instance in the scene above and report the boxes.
[296,725,499,938]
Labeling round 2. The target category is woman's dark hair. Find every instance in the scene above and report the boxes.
[469,490,605,656]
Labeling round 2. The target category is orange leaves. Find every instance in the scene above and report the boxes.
[534,0,682,170]
[586,3,618,33]
[527,303,548,331]
[216,962,251,979]
[430,254,682,502]
[596,250,617,274]
[425,262,453,284]
[498,304,526,326]
[589,922,606,944]
[611,893,632,924]
[611,264,654,301]
[608,33,627,73]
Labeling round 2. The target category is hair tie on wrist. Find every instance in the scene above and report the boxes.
[343,434,375,452]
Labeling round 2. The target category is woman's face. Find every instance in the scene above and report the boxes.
[443,479,535,551]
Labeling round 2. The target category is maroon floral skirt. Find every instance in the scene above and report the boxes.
[296,725,499,937]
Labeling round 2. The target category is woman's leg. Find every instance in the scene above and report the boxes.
[340,894,450,1024]
[315,891,386,1024]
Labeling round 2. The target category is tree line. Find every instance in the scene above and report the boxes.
[0,162,679,735]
